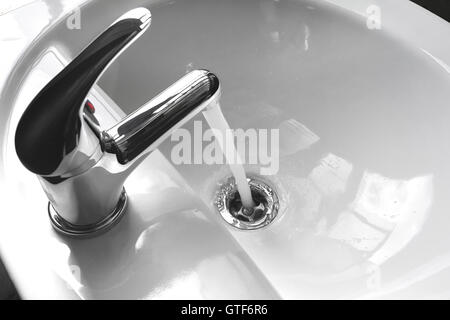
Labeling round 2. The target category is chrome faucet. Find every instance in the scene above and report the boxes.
[14,8,220,237]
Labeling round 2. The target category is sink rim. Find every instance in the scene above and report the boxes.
[1,0,450,299]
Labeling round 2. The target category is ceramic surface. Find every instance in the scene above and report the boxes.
[1,0,450,299]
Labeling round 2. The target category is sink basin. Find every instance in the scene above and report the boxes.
[1,0,450,299]
[0,34,278,299]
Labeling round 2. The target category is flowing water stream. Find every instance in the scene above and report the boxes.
[202,103,255,208]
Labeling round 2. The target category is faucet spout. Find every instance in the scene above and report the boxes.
[102,70,220,166]
[14,8,221,237]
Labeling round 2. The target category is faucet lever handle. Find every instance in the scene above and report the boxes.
[15,8,151,176]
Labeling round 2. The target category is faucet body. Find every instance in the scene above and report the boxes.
[15,8,220,237]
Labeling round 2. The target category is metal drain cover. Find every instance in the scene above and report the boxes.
[214,176,279,230]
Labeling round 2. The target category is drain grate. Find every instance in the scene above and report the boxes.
[214,176,279,230]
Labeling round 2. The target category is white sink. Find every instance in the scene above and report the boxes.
[1,0,450,299]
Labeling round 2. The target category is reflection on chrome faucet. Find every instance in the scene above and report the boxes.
[14,8,221,237]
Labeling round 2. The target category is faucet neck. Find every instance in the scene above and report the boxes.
[101,70,220,165]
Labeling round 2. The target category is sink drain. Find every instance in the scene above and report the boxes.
[214,176,279,230]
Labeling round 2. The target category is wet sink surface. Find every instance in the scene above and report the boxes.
[1,0,450,299]
[100,0,450,298]
[0,29,278,298]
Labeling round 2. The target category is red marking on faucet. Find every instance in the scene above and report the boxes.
[86,100,95,113]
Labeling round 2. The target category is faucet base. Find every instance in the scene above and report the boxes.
[48,188,128,238]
